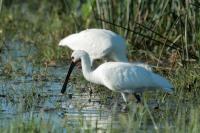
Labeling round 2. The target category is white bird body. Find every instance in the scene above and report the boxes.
[62,50,174,102]
[59,29,128,63]
[82,59,173,94]
[97,62,172,93]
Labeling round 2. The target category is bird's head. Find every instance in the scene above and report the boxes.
[61,50,89,94]
[58,40,63,46]
[71,50,88,63]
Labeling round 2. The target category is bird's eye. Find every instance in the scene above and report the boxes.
[71,57,74,60]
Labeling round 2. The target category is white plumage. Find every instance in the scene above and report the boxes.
[59,29,128,64]
[61,50,174,102]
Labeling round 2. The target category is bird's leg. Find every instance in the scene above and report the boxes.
[121,93,128,103]
[88,84,93,102]
[133,93,141,103]
[121,93,129,112]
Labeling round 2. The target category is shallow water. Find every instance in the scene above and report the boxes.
[0,41,173,132]
[0,41,120,131]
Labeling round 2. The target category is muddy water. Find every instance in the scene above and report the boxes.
[0,41,119,131]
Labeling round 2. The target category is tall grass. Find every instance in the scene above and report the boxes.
[0,0,2,13]
[0,113,63,133]
[94,0,200,64]
[0,0,199,64]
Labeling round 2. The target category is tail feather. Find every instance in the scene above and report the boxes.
[133,63,152,71]
[152,73,174,93]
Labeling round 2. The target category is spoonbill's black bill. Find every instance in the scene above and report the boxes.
[61,61,76,94]
[64,50,174,103]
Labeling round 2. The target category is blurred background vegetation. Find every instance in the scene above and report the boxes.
[0,0,199,66]
[0,1,200,132]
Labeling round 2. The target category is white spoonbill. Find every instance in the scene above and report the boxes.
[61,50,174,102]
[59,29,128,65]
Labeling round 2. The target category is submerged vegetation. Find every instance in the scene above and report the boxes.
[0,0,200,132]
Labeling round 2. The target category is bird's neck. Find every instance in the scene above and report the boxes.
[81,55,102,85]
